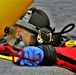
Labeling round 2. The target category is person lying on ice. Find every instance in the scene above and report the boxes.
[0,7,76,72]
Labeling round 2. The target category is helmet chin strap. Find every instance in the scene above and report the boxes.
[37,27,53,44]
[37,35,44,44]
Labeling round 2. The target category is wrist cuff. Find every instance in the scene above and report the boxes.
[39,45,57,66]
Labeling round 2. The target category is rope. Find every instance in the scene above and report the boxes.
[0,45,40,64]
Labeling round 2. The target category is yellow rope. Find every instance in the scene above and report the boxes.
[0,54,18,62]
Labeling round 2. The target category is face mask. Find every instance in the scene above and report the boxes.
[19,29,36,46]
[4,26,36,49]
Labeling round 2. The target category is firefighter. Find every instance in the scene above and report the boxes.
[1,7,76,72]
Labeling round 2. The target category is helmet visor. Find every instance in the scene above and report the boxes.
[6,26,36,49]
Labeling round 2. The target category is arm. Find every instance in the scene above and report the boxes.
[16,45,76,72]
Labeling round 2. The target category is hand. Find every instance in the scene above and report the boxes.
[16,46,44,66]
